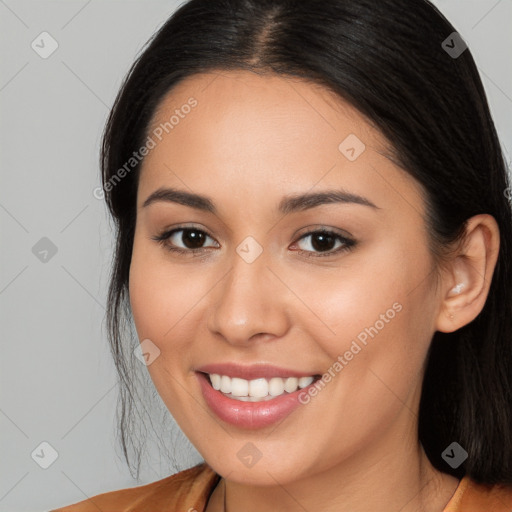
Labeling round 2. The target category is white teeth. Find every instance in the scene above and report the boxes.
[284,377,298,393]
[269,377,285,396]
[231,377,249,397]
[220,375,231,394]
[210,374,221,390]
[207,373,316,401]
[249,378,269,397]
[298,376,314,388]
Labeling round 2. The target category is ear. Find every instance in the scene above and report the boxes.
[436,214,500,333]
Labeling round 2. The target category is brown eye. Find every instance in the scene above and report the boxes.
[178,229,207,249]
[152,227,219,254]
[293,230,356,257]
[308,232,337,252]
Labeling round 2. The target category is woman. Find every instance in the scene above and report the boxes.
[52,0,512,510]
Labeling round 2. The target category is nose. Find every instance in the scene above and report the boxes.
[206,247,290,346]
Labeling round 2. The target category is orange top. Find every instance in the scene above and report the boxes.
[51,462,512,512]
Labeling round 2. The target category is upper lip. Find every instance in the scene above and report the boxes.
[195,363,318,381]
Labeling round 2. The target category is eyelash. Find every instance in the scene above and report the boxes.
[151,226,356,259]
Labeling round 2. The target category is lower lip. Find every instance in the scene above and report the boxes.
[196,372,314,429]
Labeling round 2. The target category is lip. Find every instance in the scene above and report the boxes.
[195,365,320,429]
[196,362,316,380]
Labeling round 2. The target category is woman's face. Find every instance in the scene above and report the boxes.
[129,70,442,485]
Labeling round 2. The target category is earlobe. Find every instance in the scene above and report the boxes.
[436,214,500,333]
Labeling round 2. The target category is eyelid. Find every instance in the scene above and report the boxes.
[152,224,356,258]
[152,224,219,248]
[293,224,353,240]
[291,228,356,258]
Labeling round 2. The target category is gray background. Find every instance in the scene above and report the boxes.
[0,1,511,511]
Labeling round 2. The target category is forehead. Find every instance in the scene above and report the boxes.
[137,70,425,222]
[141,70,376,178]
[146,69,377,147]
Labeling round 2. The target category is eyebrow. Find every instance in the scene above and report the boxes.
[142,187,379,214]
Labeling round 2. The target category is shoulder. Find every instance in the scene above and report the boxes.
[444,476,512,511]
[50,462,220,512]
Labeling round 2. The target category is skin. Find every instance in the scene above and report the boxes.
[128,70,500,512]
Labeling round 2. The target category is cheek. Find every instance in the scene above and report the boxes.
[289,240,435,403]
[280,243,429,353]
[129,240,207,344]
[128,247,205,418]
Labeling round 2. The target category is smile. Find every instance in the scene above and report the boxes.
[195,363,321,429]
[208,374,316,401]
